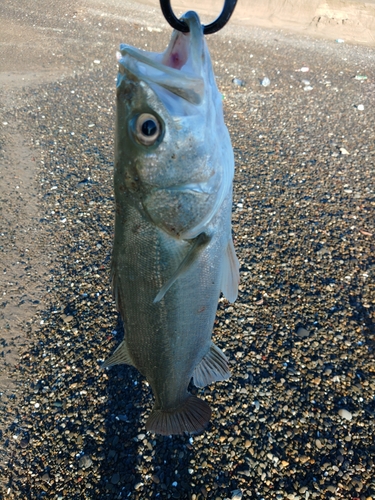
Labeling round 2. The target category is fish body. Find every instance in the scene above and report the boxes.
[103,11,239,435]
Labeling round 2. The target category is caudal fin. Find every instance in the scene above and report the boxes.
[145,395,211,435]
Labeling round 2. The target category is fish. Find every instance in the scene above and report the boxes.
[102,10,239,435]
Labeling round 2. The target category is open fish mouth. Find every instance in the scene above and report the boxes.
[116,11,205,105]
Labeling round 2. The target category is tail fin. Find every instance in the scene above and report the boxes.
[145,395,211,435]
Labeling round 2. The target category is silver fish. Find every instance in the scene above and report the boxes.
[103,11,239,435]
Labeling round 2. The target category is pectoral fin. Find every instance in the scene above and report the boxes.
[193,342,231,388]
[153,232,211,303]
[220,238,240,303]
[101,340,134,369]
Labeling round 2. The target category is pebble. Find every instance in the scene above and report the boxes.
[231,490,243,500]
[78,455,93,469]
[326,485,337,493]
[111,473,120,485]
[296,327,310,338]
[315,439,323,449]
[41,472,50,482]
[232,78,245,87]
[338,409,353,421]
[340,147,350,155]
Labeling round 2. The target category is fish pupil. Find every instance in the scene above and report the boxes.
[142,119,157,137]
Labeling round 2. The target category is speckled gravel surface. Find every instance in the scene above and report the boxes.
[0,1,374,499]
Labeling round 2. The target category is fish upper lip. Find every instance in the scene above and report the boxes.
[118,47,204,105]
[120,45,199,79]
[117,12,205,104]
[120,11,203,78]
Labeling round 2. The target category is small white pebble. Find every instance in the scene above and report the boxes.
[231,489,243,500]
[338,409,352,421]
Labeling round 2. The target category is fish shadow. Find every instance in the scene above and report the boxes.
[97,316,147,496]
[99,319,205,499]
[150,434,195,497]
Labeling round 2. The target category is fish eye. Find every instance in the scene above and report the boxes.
[134,113,161,146]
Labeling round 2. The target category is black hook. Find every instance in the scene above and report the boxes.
[159,0,237,35]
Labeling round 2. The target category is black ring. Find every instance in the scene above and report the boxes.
[159,0,237,34]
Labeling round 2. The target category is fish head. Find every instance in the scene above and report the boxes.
[115,11,233,239]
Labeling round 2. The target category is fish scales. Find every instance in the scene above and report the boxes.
[103,11,239,435]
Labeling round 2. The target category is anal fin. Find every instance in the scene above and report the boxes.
[193,342,231,388]
[146,394,211,435]
[154,232,211,303]
[221,238,240,303]
[101,340,134,369]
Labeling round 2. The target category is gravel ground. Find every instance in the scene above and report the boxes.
[0,1,374,499]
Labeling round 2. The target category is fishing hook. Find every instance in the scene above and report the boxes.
[159,0,237,34]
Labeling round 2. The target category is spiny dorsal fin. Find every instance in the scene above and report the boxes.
[193,342,231,388]
[221,238,240,303]
[101,340,134,369]
[146,394,211,435]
